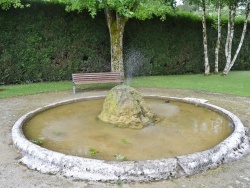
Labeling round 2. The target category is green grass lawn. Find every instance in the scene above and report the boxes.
[129,71,250,97]
[0,71,249,99]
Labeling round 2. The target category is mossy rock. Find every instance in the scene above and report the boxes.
[98,85,156,129]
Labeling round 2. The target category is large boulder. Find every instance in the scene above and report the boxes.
[98,85,156,129]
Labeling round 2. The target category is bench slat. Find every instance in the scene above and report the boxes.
[73,72,120,76]
[73,75,121,79]
[72,72,123,94]
[73,76,122,81]
[74,80,121,85]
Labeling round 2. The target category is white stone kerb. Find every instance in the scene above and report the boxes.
[11,95,250,182]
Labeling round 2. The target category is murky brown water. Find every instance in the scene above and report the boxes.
[23,98,233,161]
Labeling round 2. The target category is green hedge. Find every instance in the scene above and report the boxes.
[0,2,249,84]
[124,13,204,77]
[0,2,110,84]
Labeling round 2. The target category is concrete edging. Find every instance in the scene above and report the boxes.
[12,95,250,182]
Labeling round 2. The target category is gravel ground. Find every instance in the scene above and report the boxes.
[1,87,250,188]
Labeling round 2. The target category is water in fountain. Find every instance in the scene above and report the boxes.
[23,98,233,161]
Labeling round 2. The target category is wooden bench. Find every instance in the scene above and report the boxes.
[72,72,124,94]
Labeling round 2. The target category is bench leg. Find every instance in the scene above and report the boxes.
[73,85,76,94]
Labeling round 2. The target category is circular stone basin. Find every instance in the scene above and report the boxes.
[12,95,250,182]
[23,98,232,161]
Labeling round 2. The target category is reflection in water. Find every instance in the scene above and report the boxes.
[193,117,225,134]
[24,98,233,161]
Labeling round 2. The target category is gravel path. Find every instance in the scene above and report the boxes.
[1,87,250,188]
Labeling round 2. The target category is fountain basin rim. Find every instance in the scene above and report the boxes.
[12,95,250,182]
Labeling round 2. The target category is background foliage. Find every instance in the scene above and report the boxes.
[0,1,249,84]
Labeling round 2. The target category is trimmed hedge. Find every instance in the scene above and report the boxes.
[0,2,249,84]
[0,2,110,84]
[124,14,204,77]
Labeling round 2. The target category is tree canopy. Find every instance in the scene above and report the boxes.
[0,0,24,10]
[61,0,172,20]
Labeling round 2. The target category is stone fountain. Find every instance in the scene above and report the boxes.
[12,85,250,182]
[98,85,156,129]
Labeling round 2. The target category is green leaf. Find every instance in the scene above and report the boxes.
[120,138,131,144]
[89,148,99,156]
[114,153,126,161]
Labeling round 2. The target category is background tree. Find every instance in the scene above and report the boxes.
[177,0,200,12]
[224,0,238,75]
[178,0,249,75]
[60,0,172,77]
[201,0,211,75]
[184,0,211,75]
[222,0,250,75]
[213,0,223,74]
[0,0,24,9]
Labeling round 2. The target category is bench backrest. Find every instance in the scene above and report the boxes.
[72,72,123,84]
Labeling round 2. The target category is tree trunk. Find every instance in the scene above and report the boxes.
[214,2,221,74]
[223,1,237,75]
[105,7,127,77]
[201,0,210,75]
[227,1,250,73]
[225,5,232,67]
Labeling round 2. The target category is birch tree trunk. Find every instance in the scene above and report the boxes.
[225,5,232,67]
[105,7,127,77]
[201,0,210,75]
[223,1,237,75]
[223,1,250,74]
[214,2,221,74]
